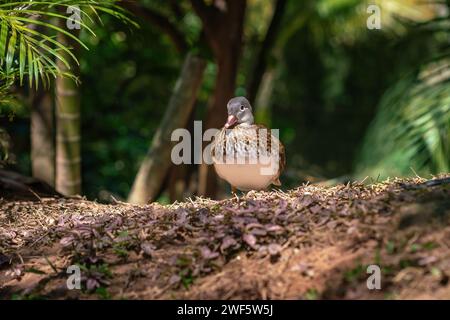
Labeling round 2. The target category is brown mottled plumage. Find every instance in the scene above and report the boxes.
[211,97,285,191]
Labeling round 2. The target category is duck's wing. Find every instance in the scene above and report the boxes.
[254,124,286,183]
[211,127,226,162]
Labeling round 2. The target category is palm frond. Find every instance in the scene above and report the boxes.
[356,1,450,178]
[0,0,136,88]
[357,61,450,178]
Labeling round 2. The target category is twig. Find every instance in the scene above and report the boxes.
[44,256,58,274]
[27,188,42,202]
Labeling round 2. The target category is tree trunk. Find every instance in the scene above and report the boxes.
[31,89,55,186]
[168,164,188,202]
[168,104,197,202]
[128,53,206,204]
[197,58,240,197]
[194,0,247,198]
[29,21,55,187]
[55,30,81,196]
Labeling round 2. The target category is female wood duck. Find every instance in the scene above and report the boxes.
[211,97,285,192]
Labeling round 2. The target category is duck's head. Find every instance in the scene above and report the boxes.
[224,96,254,129]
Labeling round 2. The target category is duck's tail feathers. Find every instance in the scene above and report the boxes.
[272,178,282,186]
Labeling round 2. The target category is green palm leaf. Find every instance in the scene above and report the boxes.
[357,64,450,178]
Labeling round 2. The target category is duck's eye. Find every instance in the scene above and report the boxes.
[240,105,245,111]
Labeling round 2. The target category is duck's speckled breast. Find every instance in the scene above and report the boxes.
[211,124,284,190]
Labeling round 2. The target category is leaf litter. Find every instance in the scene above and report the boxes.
[0,175,449,299]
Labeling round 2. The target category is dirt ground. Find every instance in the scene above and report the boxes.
[1,176,449,300]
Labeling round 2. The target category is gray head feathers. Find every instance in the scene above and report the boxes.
[226,96,254,127]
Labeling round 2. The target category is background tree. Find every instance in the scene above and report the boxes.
[192,0,247,198]
[119,0,206,203]
[31,86,54,186]
[29,22,55,187]
[128,53,206,204]
[55,26,81,195]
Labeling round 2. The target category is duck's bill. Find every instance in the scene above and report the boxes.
[224,115,238,128]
